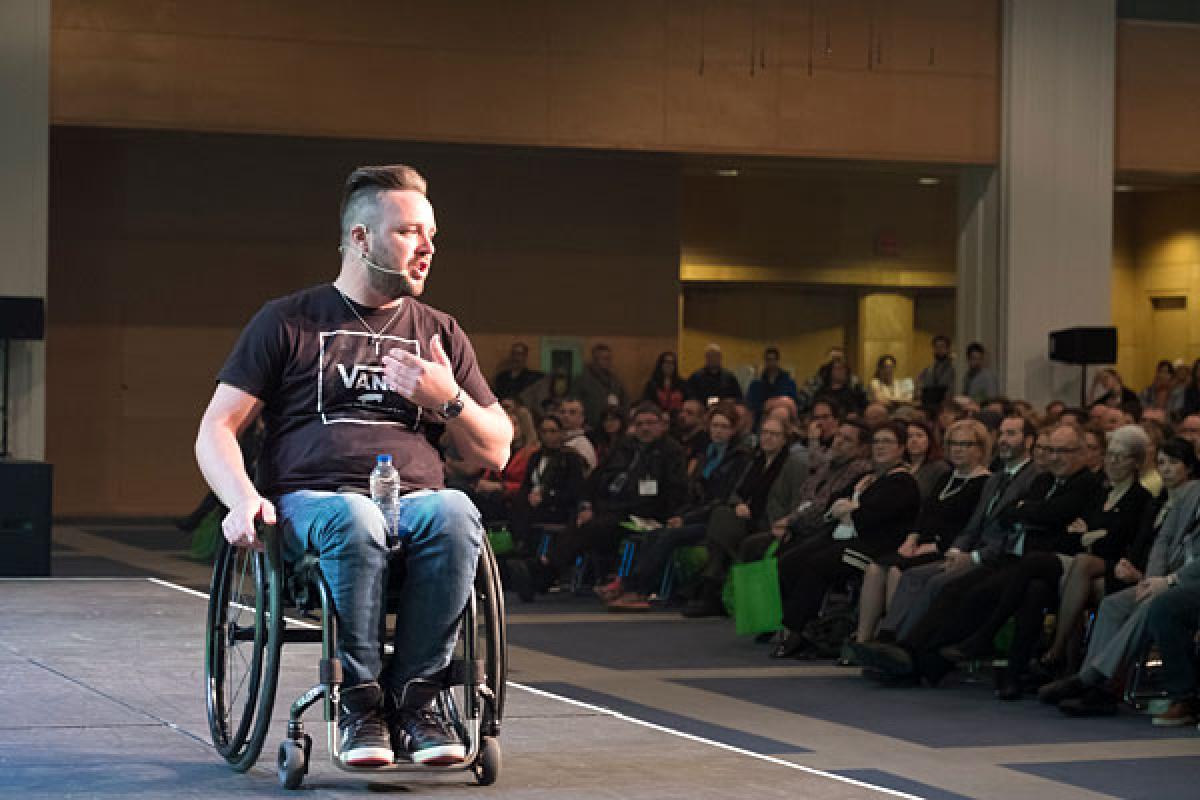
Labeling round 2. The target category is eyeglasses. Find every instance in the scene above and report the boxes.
[946,439,980,448]
[1105,450,1132,461]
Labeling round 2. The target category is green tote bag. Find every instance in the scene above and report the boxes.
[731,539,783,636]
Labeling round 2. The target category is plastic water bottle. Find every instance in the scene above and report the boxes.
[370,454,401,545]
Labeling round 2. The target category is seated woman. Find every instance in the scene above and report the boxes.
[590,408,626,467]
[464,404,539,528]
[642,351,686,417]
[868,354,914,407]
[1039,437,1200,716]
[609,414,791,612]
[596,401,749,602]
[771,420,921,659]
[905,419,951,501]
[854,419,991,646]
[1040,425,1156,672]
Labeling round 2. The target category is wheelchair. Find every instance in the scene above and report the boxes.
[203,520,507,790]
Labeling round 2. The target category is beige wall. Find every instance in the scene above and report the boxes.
[50,0,1001,164]
[47,128,678,515]
[1112,188,1200,389]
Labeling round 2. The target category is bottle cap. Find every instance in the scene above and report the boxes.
[377,454,393,464]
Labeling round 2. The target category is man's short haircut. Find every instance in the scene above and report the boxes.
[631,401,662,420]
[1003,411,1037,440]
[966,342,986,357]
[764,346,780,359]
[560,396,584,410]
[592,342,611,355]
[812,397,842,420]
[339,164,428,239]
[840,419,872,447]
[541,414,564,430]
[933,334,951,347]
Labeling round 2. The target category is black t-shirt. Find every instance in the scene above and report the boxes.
[217,284,496,497]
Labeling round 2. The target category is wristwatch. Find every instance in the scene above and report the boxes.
[440,388,465,419]
[1166,573,1179,589]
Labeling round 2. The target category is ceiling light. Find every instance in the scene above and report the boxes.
[918,177,940,186]
[715,169,739,177]
[1114,184,1134,192]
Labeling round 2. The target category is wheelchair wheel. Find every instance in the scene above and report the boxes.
[477,536,507,732]
[473,736,501,786]
[205,531,284,772]
[277,736,310,790]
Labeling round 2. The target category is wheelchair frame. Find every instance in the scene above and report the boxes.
[204,523,506,789]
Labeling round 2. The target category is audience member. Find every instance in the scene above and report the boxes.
[905,419,951,501]
[1045,401,1066,423]
[962,342,999,403]
[868,354,914,406]
[672,398,709,471]
[465,404,539,526]
[818,361,867,417]
[1081,424,1107,473]
[746,346,799,426]
[520,366,571,418]
[558,397,597,474]
[493,341,544,401]
[802,346,862,408]
[1140,359,1177,413]
[770,420,921,659]
[575,343,628,429]
[590,408,626,466]
[506,414,588,574]
[1177,413,1200,457]
[916,335,956,408]
[863,402,890,429]
[686,343,743,403]
[803,398,841,473]
[1143,555,1200,726]
[1089,368,1138,408]
[642,351,685,415]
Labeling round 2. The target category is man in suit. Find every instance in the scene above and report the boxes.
[870,413,1039,641]
[857,421,1102,687]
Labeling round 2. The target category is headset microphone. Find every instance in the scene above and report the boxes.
[360,251,407,276]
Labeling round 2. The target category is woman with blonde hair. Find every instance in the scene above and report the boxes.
[854,418,992,646]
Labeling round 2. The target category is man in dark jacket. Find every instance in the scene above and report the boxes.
[507,413,587,555]
[544,402,688,586]
[686,343,743,403]
[745,347,799,427]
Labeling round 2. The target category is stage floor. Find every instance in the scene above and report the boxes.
[2,523,1197,799]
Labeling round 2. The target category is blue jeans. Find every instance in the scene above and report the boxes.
[277,489,483,697]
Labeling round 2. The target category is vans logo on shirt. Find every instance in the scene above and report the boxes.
[336,363,388,392]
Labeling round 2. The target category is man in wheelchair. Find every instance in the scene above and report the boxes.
[195,164,512,767]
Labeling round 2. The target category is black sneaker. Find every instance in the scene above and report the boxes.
[338,682,393,767]
[390,679,466,766]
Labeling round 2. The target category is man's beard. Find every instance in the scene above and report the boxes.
[367,266,419,299]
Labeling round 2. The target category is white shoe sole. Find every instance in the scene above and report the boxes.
[410,744,466,766]
[340,745,394,766]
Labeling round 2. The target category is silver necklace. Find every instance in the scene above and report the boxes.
[334,286,405,354]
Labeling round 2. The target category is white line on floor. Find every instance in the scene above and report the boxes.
[146,576,921,800]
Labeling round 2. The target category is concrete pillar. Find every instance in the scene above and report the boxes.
[0,1,49,459]
[996,0,1117,407]
[956,166,1001,382]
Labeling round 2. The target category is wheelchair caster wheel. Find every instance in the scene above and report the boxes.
[277,738,308,790]
[473,736,501,786]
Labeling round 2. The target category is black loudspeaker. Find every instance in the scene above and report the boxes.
[1048,327,1117,365]
[0,297,46,340]
[0,460,53,576]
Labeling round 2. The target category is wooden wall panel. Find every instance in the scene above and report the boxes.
[1116,21,1200,174]
[50,0,1001,164]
